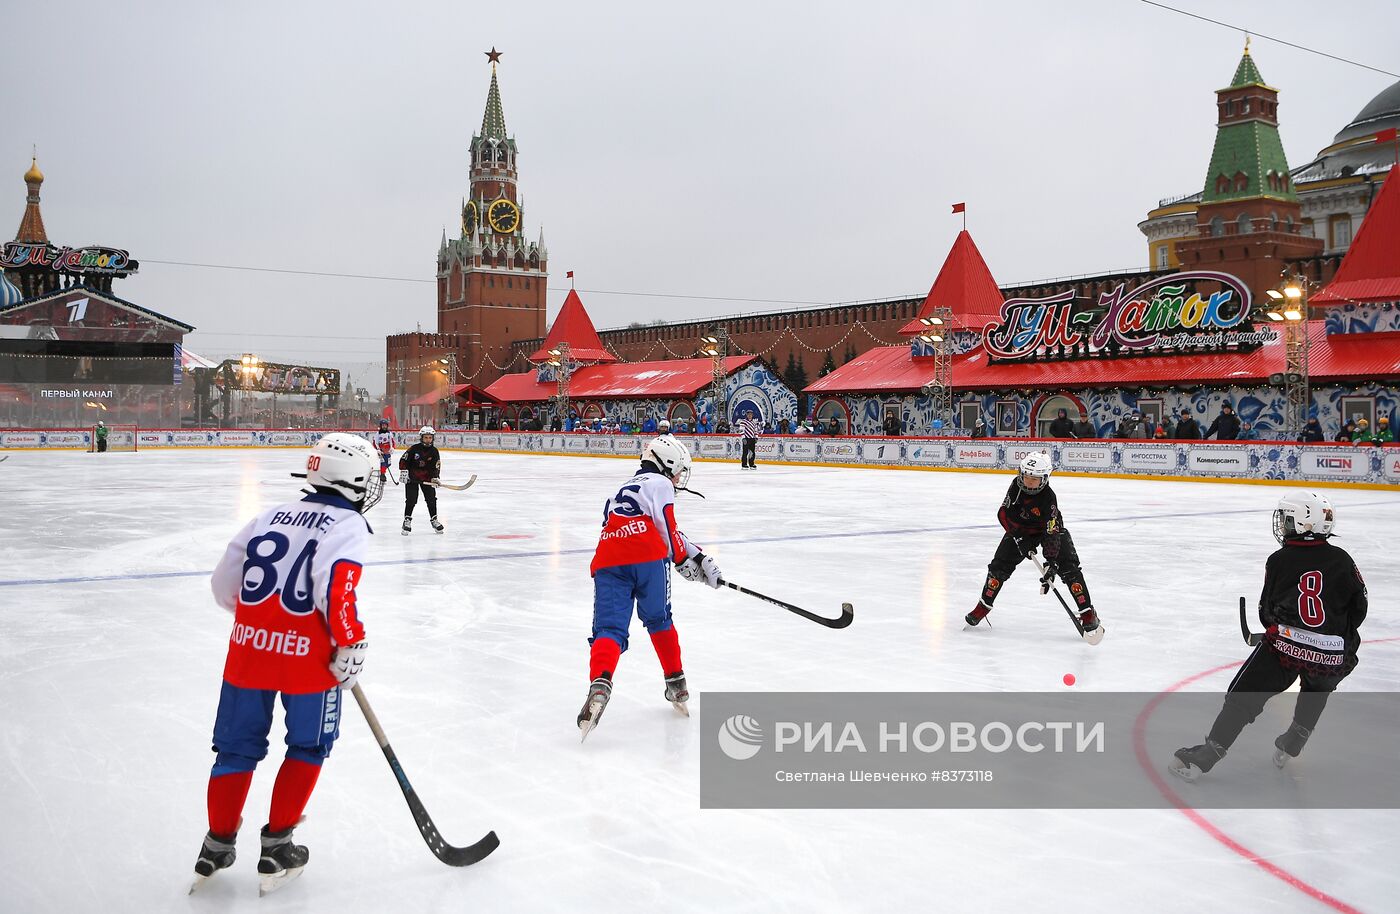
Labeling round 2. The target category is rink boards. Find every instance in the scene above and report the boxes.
[3,427,1398,488]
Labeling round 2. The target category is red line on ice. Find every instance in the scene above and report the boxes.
[1132,636,1400,914]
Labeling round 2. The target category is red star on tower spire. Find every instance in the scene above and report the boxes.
[485,47,502,67]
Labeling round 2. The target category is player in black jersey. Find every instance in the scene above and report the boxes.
[398,426,444,535]
[1170,491,1368,780]
[964,452,1102,641]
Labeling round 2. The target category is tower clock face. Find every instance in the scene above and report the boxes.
[488,199,520,234]
[461,200,477,236]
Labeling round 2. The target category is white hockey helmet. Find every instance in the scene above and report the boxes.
[1017,450,1052,491]
[419,425,435,439]
[297,433,383,512]
[1273,490,1335,543]
[644,434,692,488]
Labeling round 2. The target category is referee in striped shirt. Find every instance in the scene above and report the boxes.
[738,409,762,469]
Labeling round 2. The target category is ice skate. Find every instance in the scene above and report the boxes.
[1273,722,1312,768]
[188,827,238,894]
[401,517,411,536]
[577,673,613,742]
[664,671,689,717]
[1078,607,1105,645]
[964,600,993,628]
[257,824,309,897]
[1168,739,1226,782]
[430,515,444,533]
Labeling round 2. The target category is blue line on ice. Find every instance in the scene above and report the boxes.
[2,500,1390,589]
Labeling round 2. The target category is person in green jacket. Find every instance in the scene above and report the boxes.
[1351,418,1375,445]
[1373,416,1394,445]
[95,420,109,453]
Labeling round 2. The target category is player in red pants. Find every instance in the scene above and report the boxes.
[191,434,381,895]
[578,435,722,740]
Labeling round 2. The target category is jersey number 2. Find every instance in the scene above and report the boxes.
[1297,571,1325,627]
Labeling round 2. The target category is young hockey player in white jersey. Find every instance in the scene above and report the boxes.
[191,433,381,895]
[372,418,394,481]
[578,434,722,739]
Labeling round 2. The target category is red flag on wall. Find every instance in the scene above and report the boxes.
[566,270,575,278]
[951,202,966,213]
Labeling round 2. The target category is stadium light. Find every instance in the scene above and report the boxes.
[1265,311,1285,321]
[1283,285,1303,300]
[920,316,944,326]
[1283,309,1304,322]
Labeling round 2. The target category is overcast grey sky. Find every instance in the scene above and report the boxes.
[4,0,1396,394]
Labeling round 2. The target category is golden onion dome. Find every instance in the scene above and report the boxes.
[24,157,43,184]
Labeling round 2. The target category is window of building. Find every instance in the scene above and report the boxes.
[1242,99,1251,113]
[1270,211,1279,232]
[1331,216,1353,249]
[506,278,512,289]
[958,401,981,431]
[1215,175,1230,194]
[1237,213,1251,235]
[488,276,495,288]
[1210,216,1225,237]
[1234,172,1248,192]
[1156,245,1170,269]
[1340,396,1375,430]
[1034,395,1081,437]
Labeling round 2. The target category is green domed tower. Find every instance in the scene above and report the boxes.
[1176,42,1323,292]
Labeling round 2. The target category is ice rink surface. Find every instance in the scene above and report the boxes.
[2,447,1397,914]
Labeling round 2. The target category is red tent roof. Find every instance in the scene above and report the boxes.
[804,345,938,393]
[408,387,448,406]
[450,384,499,405]
[807,324,1400,394]
[528,289,618,363]
[1313,170,1399,305]
[899,230,1005,335]
[486,355,756,403]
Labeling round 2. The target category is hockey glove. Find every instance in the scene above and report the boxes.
[1039,563,1059,595]
[677,552,723,588]
[328,640,368,689]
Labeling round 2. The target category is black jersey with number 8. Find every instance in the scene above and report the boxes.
[1259,539,1368,675]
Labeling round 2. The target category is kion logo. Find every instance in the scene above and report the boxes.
[1318,457,1352,470]
[717,715,764,760]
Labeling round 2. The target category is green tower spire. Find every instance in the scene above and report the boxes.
[1200,44,1295,205]
[480,49,508,141]
[1229,38,1266,88]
